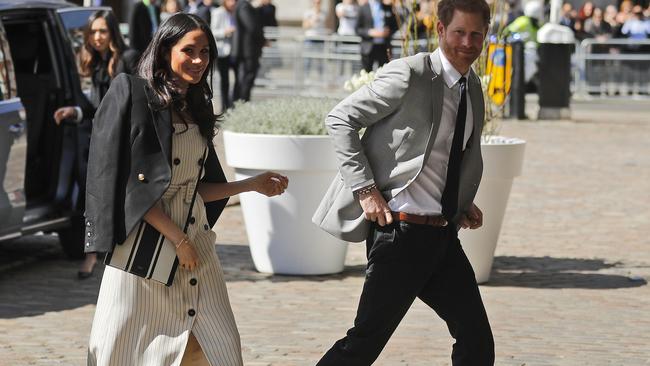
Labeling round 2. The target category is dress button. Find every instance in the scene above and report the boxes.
[85,242,90,247]
[189,217,196,224]
[190,278,197,286]
[138,173,145,181]
[173,158,181,165]
[188,309,196,317]
[203,224,209,231]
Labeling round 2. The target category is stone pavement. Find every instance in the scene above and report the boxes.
[0,99,649,365]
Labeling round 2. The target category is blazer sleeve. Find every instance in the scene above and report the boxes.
[325,58,412,190]
[202,142,229,228]
[84,73,132,253]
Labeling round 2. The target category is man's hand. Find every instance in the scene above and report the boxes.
[459,203,482,229]
[53,106,77,125]
[368,28,390,38]
[359,187,393,227]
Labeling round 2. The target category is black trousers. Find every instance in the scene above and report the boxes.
[317,222,494,366]
[233,57,260,102]
[361,44,390,73]
[216,56,238,110]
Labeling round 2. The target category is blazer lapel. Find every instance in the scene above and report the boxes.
[468,70,485,147]
[144,85,173,166]
[423,50,445,161]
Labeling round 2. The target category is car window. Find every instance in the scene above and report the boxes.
[57,8,111,94]
[0,23,17,101]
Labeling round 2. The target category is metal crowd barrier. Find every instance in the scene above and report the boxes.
[573,38,650,98]
[256,28,650,100]
[255,27,423,98]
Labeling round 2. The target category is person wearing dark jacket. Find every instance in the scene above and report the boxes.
[85,13,287,365]
[259,0,278,27]
[356,0,398,72]
[128,0,160,55]
[232,0,265,102]
[52,10,136,279]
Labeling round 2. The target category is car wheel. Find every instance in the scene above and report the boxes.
[57,216,85,259]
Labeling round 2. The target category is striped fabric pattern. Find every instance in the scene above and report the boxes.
[88,123,243,366]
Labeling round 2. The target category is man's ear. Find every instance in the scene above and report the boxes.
[436,20,445,37]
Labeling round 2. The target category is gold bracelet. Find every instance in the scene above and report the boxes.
[175,235,190,249]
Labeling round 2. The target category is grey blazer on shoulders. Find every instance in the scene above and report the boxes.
[312,50,485,242]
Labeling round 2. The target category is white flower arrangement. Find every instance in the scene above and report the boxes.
[343,68,382,92]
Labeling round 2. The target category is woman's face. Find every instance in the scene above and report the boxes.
[89,17,111,54]
[168,29,210,89]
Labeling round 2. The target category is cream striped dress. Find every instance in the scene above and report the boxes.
[88,122,243,366]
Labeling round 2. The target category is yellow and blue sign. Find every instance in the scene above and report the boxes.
[485,43,512,106]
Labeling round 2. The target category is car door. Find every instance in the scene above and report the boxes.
[0,19,27,240]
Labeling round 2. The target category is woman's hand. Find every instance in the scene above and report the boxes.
[251,172,289,197]
[175,237,200,271]
[53,106,78,125]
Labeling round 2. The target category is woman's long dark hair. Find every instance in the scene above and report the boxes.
[80,10,126,78]
[137,13,219,141]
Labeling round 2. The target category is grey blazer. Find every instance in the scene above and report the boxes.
[312,50,484,242]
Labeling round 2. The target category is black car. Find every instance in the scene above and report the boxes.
[0,0,112,258]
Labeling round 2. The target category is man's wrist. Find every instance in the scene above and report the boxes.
[353,183,377,199]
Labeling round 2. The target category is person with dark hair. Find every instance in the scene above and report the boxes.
[259,0,278,28]
[355,0,398,72]
[313,0,495,364]
[52,10,137,279]
[85,13,288,365]
[129,0,160,55]
[232,0,265,102]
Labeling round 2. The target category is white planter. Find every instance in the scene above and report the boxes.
[222,131,348,275]
[458,136,526,284]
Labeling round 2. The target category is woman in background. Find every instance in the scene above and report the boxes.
[52,10,136,279]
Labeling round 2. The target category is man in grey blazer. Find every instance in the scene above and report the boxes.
[312,0,494,364]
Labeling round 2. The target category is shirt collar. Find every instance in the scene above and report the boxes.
[436,49,470,89]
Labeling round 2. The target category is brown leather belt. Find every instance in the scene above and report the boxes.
[391,211,448,227]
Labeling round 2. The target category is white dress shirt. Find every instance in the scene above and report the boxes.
[387,50,474,215]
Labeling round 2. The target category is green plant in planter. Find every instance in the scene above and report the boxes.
[223,97,340,135]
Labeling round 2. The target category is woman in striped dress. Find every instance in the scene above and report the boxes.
[85,14,288,365]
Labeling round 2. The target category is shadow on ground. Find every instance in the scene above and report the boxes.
[0,241,365,319]
[217,243,366,283]
[0,235,104,319]
[486,256,647,289]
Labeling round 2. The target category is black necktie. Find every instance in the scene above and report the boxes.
[441,76,467,222]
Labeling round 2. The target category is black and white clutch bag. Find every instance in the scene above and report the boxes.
[104,147,207,286]
[103,221,182,286]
